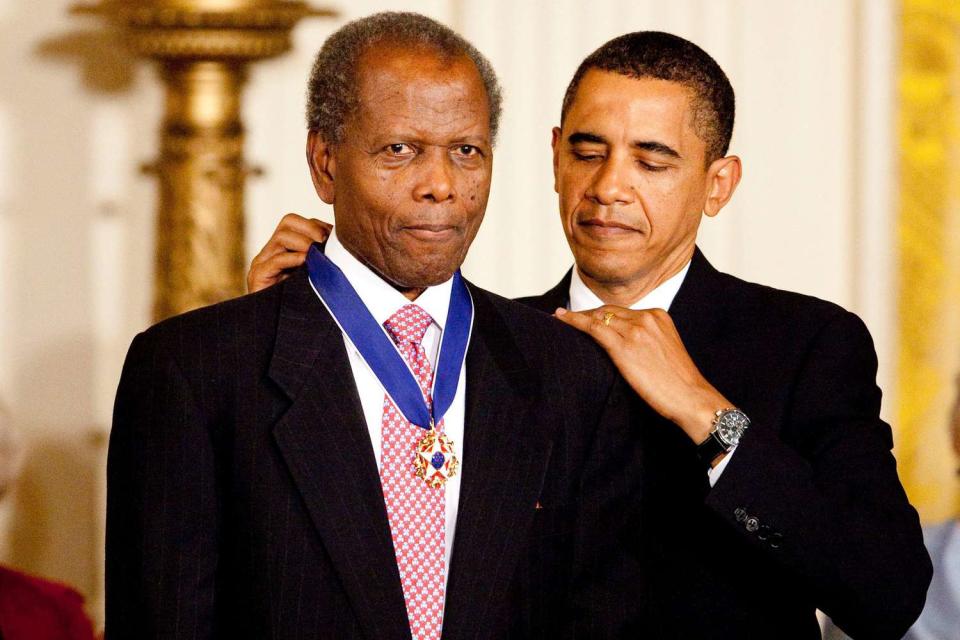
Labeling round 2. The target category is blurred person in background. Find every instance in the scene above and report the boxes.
[0,406,96,640]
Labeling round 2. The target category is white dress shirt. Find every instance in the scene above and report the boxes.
[568,263,734,486]
[311,230,465,581]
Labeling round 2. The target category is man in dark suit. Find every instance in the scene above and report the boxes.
[106,13,640,639]
[249,31,932,639]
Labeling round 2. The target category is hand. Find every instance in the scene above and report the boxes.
[248,213,331,293]
[555,305,730,445]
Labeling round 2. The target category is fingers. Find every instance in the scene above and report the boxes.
[271,228,319,253]
[591,307,634,334]
[554,307,622,351]
[248,213,331,293]
[247,249,308,293]
[262,249,308,272]
[252,214,330,263]
[249,229,315,271]
[280,213,330,244]
[557,306,635,333]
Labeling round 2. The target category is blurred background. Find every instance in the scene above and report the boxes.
[0,0,957,629]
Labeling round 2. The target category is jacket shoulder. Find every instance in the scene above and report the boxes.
[713,270,869,340]
[470,284,614,369]
[137,276,287,346]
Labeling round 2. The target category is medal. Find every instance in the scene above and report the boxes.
[414,421,459,488]
[306,244,472,488]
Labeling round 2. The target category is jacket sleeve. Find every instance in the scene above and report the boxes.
[704,310,932,639]
[105,330,221,639]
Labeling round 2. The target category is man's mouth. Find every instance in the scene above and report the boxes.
[576,218,643,237]
[403,224,459,241]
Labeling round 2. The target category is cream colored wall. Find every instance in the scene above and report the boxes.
[0,0,895,628]
[0,0,161,627]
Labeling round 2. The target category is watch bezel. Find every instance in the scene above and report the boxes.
[713,408,750,448]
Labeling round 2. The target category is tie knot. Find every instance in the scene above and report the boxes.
[384,304,434,347]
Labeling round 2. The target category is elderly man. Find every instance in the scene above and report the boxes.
[107,12,639,639]
[251,30,932,639]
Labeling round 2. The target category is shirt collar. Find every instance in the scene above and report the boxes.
[323,228,452,330]
[568,260,691,312]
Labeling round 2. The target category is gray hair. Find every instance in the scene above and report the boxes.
[306,12,503,145]
[0,406,22,500]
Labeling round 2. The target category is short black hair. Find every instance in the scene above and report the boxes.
[306,12,503,145]
[561,31,735,163]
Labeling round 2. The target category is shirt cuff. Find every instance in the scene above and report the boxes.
[707,446,737,487]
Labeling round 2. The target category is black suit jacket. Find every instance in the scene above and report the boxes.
[106,268,642,639]
[520,248,932,639]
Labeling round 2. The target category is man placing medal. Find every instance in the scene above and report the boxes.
[106,12,642,639]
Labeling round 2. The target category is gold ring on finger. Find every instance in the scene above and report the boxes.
[602,311,616,327]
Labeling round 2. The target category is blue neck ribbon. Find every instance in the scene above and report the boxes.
[306,243,473,430]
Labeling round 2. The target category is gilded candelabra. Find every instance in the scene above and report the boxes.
[72,0,336,319]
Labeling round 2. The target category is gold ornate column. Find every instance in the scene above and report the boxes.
[72,0,335,319]
[897,0,960,523]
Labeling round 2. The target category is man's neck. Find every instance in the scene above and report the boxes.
[401,287,426,301]
[337,237,425,301]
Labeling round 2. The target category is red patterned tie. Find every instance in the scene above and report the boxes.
[381,304,445,640]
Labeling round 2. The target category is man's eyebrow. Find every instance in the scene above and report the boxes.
[568,132,682,160]
[634,140,682,159]
[568,132,607,145]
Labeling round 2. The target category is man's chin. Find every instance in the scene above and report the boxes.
[572,252,651,289]
[573,250,626,278]
[384,259,462,291]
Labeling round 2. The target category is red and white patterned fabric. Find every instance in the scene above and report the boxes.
[381,304,445,640]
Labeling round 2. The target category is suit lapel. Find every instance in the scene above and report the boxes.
[667,248,730,366]
[442,286,551,640]
[523,250,731,501]
[269,269,410,640]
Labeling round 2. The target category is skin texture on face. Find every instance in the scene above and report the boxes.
[307,43,493,298]
[552,70,740,306]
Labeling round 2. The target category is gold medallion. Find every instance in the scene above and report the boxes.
[413,427,459,489]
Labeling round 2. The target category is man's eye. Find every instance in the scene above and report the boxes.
[573,151,603,161]
[455,145,480,156]
[640,161,668,172]
[386,143,413,155]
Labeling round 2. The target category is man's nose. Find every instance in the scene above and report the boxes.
[413,150,455,203]
[585,157,633,206]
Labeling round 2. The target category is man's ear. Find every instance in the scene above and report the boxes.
[307,130,337,205]
[551,126,562,194]
[703,155,742,217]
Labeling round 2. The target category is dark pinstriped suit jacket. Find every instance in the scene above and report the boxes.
[105,267,643,639]
[521,248,931,639]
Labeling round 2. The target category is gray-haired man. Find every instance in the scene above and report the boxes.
[107,12,641,639]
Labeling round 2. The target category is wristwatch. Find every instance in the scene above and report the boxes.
[696,408,750,468]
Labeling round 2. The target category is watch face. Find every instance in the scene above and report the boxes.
[716,410,750,447]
